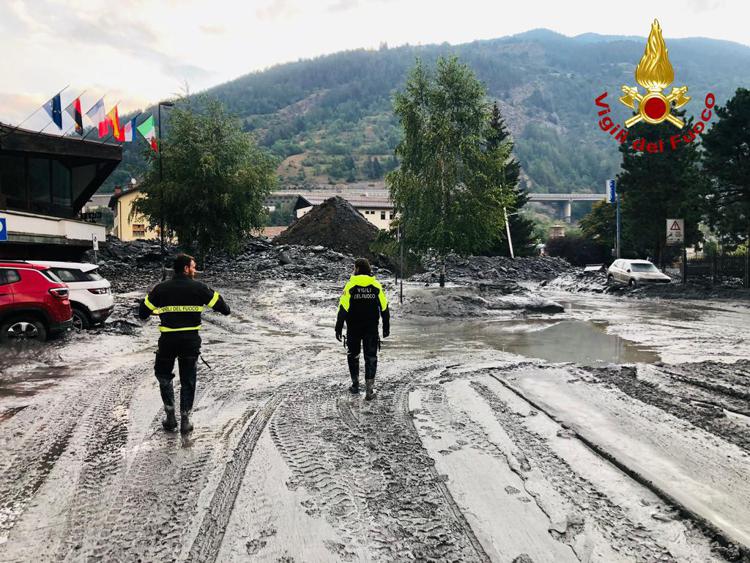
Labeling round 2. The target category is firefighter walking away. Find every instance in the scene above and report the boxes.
[139,254,230,433]
[335,258,390,400]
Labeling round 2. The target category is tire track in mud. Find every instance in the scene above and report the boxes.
[270,367,491,562]
[487,372,750,562]
[186,392,285,563]
[470,376,680,563]
[56,365,148,560]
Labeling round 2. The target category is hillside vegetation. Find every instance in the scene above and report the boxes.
[107,29,750,195]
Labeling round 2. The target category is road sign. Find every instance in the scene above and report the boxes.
[606,179,616,203]
[0,218,7,242]
[92,234,99,251]
[666,218,684,245]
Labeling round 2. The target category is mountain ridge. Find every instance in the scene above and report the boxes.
[106,28,750,198]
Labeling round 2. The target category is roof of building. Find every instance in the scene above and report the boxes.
[108,186,142,208]
[0,123,122,161]
[296,193,392,209]
[258,226,288,239]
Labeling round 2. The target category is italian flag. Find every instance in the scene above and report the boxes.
[137,115,158,152]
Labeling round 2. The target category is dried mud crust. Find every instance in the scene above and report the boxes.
[268,366,490,562]
[416,376,681,562]
[584,361,750,453]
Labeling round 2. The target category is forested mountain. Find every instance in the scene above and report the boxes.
[107,29,750,194]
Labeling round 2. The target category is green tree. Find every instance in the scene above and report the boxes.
[702,88,750,248]
[579,200,616,251]
[133,98,276,263]
[485,101,537,257]
[387,57,515,285]
[616,110,707,264]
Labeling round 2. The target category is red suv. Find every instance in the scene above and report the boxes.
[0,261,73,342]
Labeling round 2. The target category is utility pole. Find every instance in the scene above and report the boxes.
[616,192,621,259]
[158,101,174,281]
[503,207,515,259]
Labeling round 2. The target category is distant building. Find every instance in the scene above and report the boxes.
[0,124,120,260]
[108,185,159,241]
[273,188,395,230]
[548,224,566,239]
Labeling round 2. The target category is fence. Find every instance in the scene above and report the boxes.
[686,254,748,285]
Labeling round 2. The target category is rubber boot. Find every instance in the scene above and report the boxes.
[349,375,360,394]
[162,405,177,431]
[180,411,194,434]
[365,379,376,401]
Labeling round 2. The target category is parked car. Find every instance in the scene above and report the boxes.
[34,261,114,329]
[607,259,671,287]
[0,261,73,342]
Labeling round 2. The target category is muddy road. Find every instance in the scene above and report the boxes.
[0,278,748,562]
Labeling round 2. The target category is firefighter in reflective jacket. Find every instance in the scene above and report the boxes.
[335,258,389,400]
[139,253,230,433]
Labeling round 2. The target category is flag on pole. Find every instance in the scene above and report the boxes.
[42,93,63,129]
[123,117,137,142]
[137,115,158,152]
[86,98,109,137]
[107,106,123,141]
[65,97,84,134]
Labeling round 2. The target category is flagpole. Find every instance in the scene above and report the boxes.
[1,84,69,138]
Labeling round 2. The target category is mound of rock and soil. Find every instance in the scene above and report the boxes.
[400,284,565,318]
[274,196,380,261]
[412,255,571,285]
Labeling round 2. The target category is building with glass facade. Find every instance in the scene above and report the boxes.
[0,124,121,259]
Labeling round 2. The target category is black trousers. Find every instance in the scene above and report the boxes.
[346,329,379,381]
[154,332,201,413]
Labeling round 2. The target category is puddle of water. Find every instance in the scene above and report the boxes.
[399,319,659,366]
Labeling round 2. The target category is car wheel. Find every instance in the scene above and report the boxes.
[607,274,614,285]
[72,307,91,330]
[628,278,637,288]
[0,317,48,343]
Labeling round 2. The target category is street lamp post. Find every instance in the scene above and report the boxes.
[158,101,174,280]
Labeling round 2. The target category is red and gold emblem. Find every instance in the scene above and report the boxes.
[619,20,690,128]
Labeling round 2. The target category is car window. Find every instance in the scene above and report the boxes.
[0,269,20,285]
[631,263,658,272]
[40,269,63,283]
[52,268,78,282]
[84,270,103,281]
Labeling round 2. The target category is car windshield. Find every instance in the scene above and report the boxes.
[631,263,658,272]
[86,270,103,281]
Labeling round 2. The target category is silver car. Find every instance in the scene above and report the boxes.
[607,259,671,287]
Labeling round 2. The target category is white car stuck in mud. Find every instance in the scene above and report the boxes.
[34,261,114,329]
[607,259,672,287]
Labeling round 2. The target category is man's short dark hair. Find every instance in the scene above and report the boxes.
[354,258,372,276]
[173,253,195,275]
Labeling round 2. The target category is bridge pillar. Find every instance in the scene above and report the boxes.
[563,200,572,223]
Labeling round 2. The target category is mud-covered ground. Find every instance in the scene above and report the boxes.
[1,271,749,562]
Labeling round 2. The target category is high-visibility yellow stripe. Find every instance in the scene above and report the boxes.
[159,325,202,332]
[339,280,355,312]
[144,295,157,311]
[207,291,220,308]
[154,305,204,314]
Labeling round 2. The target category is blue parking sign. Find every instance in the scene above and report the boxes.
[0,218,7,241]
[606,179,616,204]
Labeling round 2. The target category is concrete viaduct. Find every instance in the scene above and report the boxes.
[527,193,608,222]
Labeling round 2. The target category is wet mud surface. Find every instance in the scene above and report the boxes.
[0,277,748,562]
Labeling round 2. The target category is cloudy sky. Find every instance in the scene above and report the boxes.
[0,0,746,129]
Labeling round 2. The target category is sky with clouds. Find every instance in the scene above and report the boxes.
[0,0,747,129]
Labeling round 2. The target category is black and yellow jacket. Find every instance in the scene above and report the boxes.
[335,274,389,334]
[138,275,230,332]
